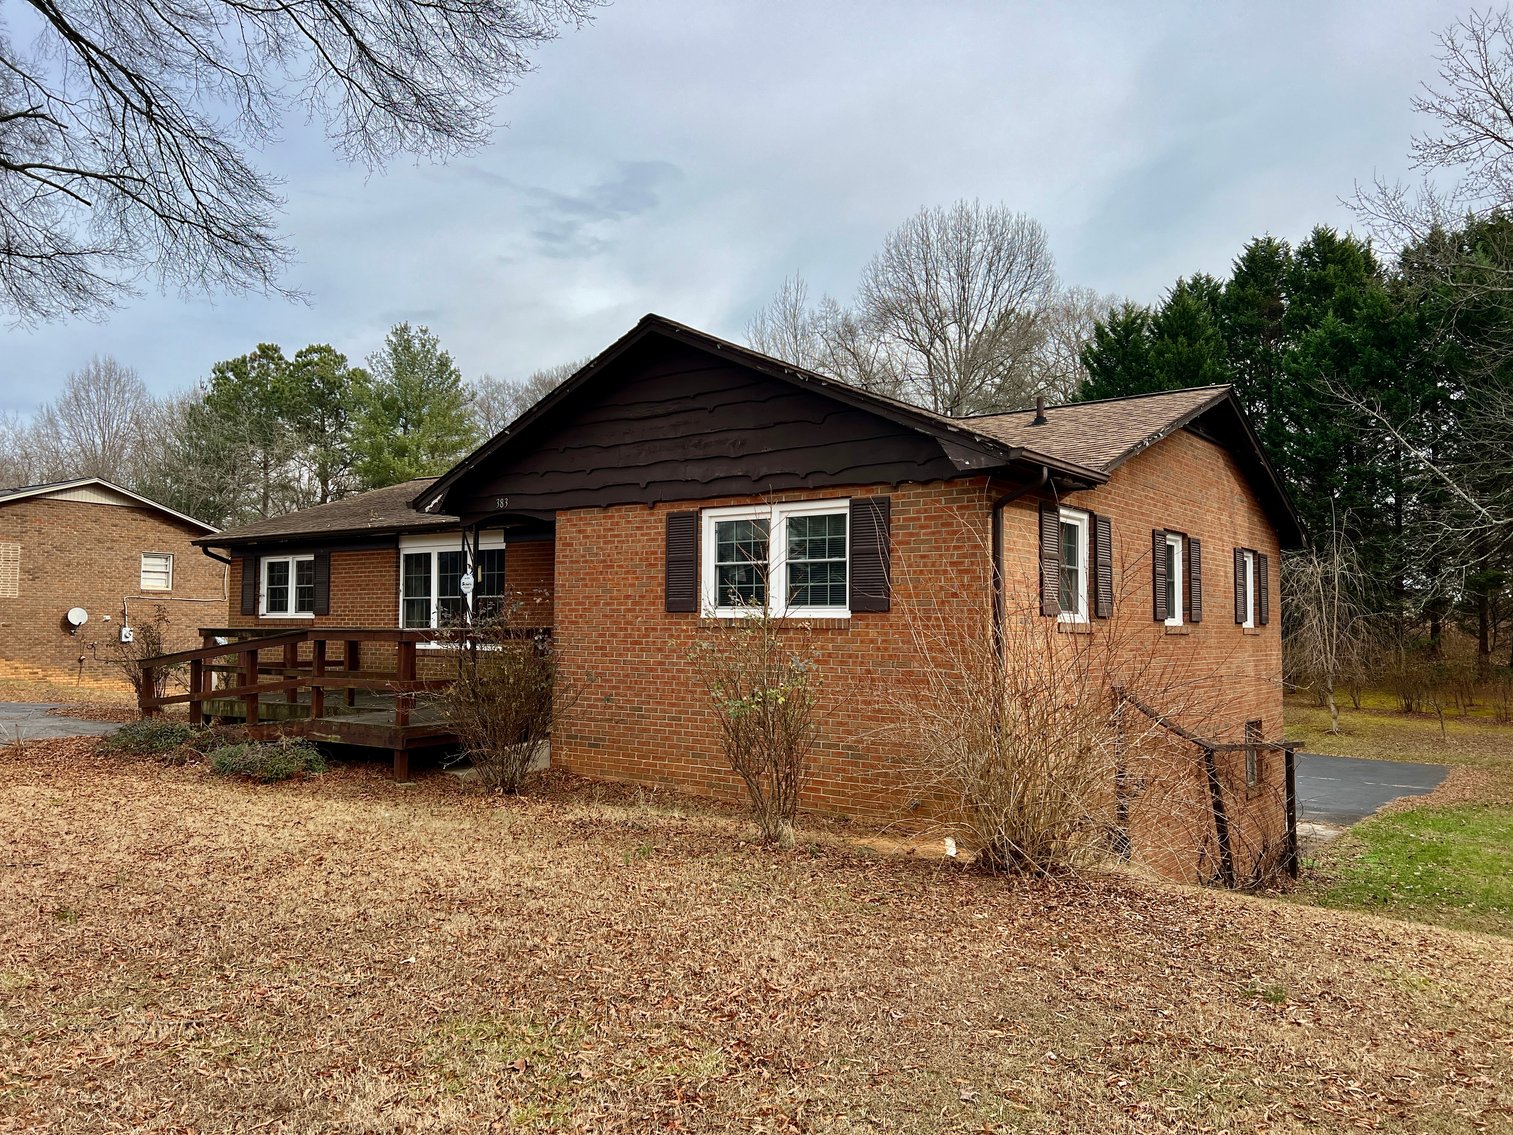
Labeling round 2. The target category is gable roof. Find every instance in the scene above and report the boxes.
[0,477,218,534]
[412,314,1302,545]
[197,479,450,548]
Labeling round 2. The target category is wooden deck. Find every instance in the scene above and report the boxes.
[139,626,550,778]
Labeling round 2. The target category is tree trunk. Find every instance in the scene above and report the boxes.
[1479,591,1493,682]
[1326,678,1340,736]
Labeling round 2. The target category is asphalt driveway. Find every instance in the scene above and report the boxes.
[0,703,120,745]
[1295,752,1448,826]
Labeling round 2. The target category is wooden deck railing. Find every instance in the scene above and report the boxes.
[140,626,552,733]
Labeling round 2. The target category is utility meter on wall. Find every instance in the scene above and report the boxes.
[119,625,135,644]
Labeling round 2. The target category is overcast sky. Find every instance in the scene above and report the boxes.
[0,0,1474,415]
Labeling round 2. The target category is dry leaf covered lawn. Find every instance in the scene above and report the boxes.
[3,741,1513,1134]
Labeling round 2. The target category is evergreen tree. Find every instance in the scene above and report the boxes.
[352,323,480,489]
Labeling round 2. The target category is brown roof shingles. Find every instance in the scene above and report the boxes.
[962,386,1230,474]
[198,479,452,547]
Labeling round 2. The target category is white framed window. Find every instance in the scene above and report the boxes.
[701,500,849,618]
[1057,507,1090,623]
[261,554,315,617]
[1164,532,1184,627]
[1242,549,1257,629]
[140,552,173,591]
[400,532,506,629]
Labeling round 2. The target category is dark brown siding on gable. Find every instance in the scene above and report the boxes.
[446,341,971,520]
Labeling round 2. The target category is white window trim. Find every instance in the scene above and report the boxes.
[1164,532,1184,627]
[1057,507,1090,624]
[399,531,506,631]
[140,551,174,592]
[700,500,851,619]
[260,554,315,619]
[1242,549,1257,629]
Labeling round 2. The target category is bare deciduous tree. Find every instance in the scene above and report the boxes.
[0,0,599,324]
[859,200,1058,415]
[28,357,150,483]
[745,275,904,399]
[1282,529,1372,735]
[1033,285,1122,404]
[470,357,587,436]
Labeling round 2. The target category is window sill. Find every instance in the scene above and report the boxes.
[696,616,853,631]
[1056,621,1092,635]
[1242,627,1261,636]
[258,613,315,621]
[1164,624,1191,636]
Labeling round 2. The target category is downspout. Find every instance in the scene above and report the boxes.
[991,465,1050,668]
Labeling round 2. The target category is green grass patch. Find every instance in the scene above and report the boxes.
[208,739,326,782]
[1305,804,1513,936]
[1285,692,1513,769]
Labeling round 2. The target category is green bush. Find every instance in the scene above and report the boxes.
[104,718,195,756]
[209,739,327,782]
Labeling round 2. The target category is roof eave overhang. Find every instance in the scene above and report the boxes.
[414,316,1108,514]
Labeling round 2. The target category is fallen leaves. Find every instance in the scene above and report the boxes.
[0,740,1510,1133]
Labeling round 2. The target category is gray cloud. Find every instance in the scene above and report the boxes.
[0,0,1473,413]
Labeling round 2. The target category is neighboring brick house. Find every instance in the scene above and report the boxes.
[0,478,224,685]
[200,315,1304,882]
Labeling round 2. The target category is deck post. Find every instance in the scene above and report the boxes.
[345,639,360,708]
[188,658,204,725]
[393,748,410,781]
[140,663,158,716]
[310,638,326,720]
[283,640,299,704]
[395,639,416,730]
[241,644,259,726]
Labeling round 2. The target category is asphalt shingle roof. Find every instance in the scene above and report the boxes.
[200,479,451,546]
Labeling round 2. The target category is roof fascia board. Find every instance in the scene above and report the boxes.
[0,477,218,533]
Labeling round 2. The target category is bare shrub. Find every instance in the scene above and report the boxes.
[101,605,183,704]
[690,606,819,848]
[886,555,1237,877]
[435,615,569,794]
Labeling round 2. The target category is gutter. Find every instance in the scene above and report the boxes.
[991,465,1050,668]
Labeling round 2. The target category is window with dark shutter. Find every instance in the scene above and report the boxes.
[665,512,698,613]
[849,496,891,613]
[1187,537,1203,623]
[1257,553,1270,626]
[1233,547,1248,625]
[312,550,332,617]
[239,554,259,616]
[1151,529,1168,622]
[1038,502,1062,617]
[1093,513,1113,618]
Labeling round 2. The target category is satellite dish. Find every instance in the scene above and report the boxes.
[65,607,89,627]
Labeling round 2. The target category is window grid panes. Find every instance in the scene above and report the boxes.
[402,553,432,628]
[1059,519,1082,615]
[1164,534,1182,624]
[262,555,314,616]
[265,560,290,614]
[786,513,847,608]
[474,549,506,621]
[437,550,465,627]
[715,518,770,608]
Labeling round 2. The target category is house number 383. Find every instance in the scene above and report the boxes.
[495,496,508,509]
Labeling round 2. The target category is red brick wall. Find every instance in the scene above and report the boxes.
[0,498,225,684]
[551,427,1288,883]
[226,548,399,631]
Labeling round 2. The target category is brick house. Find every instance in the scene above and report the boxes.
[198,315,1304,882]
[0,478,224,685]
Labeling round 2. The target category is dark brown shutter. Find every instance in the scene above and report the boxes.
[239,554,259,616]
[1187,537,1203,623]
[1151,529,1168,622]
[849,496,892,613]
[312,550,332,617]
[1257,553,1270,626]
[1038,502,1062,617]
[1093,513,1113,618]
[1233,547,1247,625]
[665,512,698,613]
